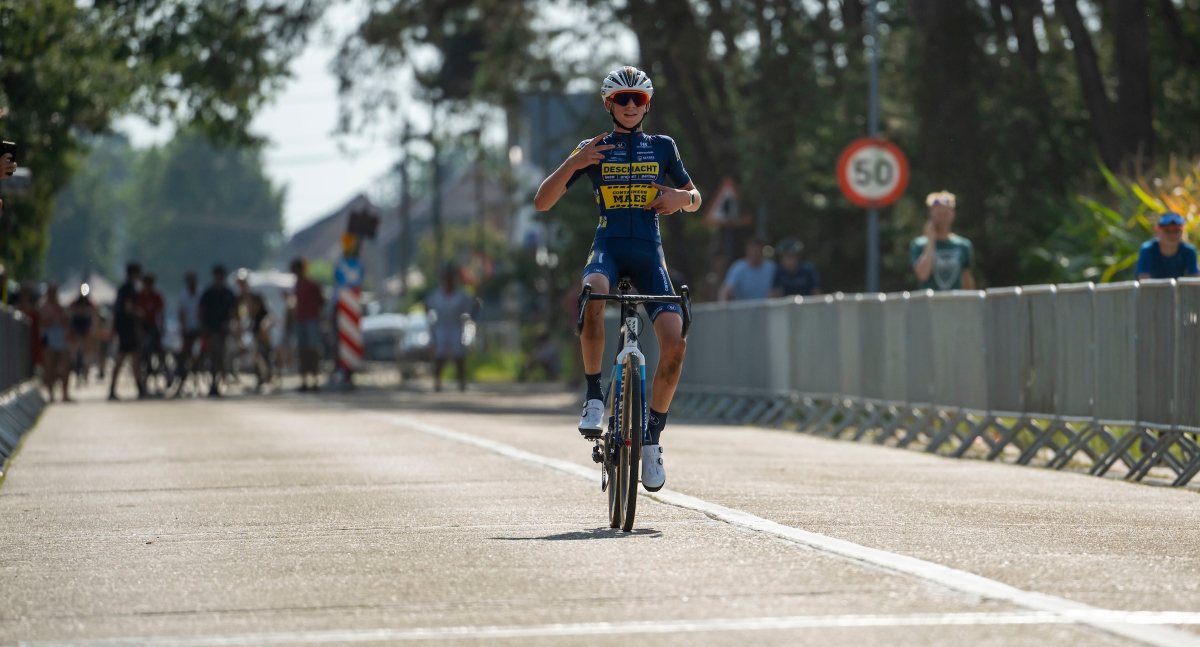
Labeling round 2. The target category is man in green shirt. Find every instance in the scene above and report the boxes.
[910,191,976,291]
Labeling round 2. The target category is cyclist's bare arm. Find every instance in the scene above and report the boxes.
[647,181,701,215]
[533,134,613,211]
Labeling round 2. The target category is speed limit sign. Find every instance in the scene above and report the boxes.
[836,138,910,208]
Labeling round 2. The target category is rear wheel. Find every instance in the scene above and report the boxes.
[619,355,641,532]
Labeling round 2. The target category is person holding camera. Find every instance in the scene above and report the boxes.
[911,191,976,291]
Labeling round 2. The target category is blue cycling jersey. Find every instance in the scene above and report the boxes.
[566,130,692,242]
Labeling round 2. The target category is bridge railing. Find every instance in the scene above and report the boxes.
[0,305,33,394]
[672,278,1200,486]
[0,305,41,465]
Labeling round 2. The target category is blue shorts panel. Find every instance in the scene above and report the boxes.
[582,238,681,322]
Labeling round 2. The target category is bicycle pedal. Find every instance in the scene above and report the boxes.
[591,442,604,464]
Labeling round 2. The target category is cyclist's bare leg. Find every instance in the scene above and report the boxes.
[580,274,610,374]
[651,312,686,412]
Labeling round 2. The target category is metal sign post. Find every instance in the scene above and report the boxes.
[866,0,881,292]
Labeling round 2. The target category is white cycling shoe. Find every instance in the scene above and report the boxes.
[641,444,665,491]
[578,399,604,438]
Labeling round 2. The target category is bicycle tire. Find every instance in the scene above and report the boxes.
[607,373,622,529]
[619,354,641,532]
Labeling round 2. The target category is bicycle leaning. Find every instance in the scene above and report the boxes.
[575,277,691,532]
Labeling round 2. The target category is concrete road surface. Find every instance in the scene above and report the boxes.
[3,384,1200,646]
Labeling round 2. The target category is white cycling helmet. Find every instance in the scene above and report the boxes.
[601,66,654,100]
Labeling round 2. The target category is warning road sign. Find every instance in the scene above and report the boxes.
[836,138,910,208]
[702,178,750,227]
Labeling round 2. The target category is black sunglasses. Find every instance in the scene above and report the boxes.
[610,91,649,107]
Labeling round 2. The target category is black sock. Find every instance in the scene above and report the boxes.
[585,372,604,401]
[648,408,668,445]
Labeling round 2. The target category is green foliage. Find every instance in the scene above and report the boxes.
[0,0,324,277]
[326,0,1200,293]
[1037,159,1200,283]
[44,132,284,294]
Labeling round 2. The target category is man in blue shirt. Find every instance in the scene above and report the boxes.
[720,237,776,301]
[1136,212,1199,280]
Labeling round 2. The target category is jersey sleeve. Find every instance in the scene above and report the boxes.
[1188,247,1200,276]
[661,137,692,188]
[962,238,975,269]
[565,139,591,189]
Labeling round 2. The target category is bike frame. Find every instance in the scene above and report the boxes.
[576,280,692,453]
[610,301,648,445]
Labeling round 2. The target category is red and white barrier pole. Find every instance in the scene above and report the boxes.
[336,286,363,374]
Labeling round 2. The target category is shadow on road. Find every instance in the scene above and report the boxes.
[492,527,662,541]
[291,383,579,419]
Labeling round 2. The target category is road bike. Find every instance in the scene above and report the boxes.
[576,277,691,531]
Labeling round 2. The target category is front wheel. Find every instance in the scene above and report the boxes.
[618,354,642,532]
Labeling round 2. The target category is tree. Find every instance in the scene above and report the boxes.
[0,0,324,276]
[332,0,1200,293]
[43,136,137,282]
[126,131,285,292]
[42,131,284,295]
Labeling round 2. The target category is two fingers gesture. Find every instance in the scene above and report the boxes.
[570,133,615,169]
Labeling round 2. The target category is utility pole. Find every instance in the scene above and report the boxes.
[430,97,445,273]
[865,0,881,293]
[397,121,412,296]
[473,128,485,258]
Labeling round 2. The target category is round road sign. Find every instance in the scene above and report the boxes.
[836,138,910,208]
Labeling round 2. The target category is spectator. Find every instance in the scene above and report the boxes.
[237,271,272,391]
[39,284,71,403]
[0,109,16,221]
[0,264,11,305]
[720,237,776,301]
[109,263,144,401]
[138,273,166,392]
[425,264,480,392]
[199,265,238,398]
[911,191,976,291]
[16,284,41,382]
[69,286,98,387]
[770,237,821,297]
[290,258,325,392]
[175,271,202,395]
[1136,212,1199,280]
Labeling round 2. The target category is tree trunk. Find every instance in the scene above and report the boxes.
[842,0,864,30]
[622,0,740,286]
[1156,0,1198,67]
[1055,0,1121,170]
[1007,0,1041,71]
[1111,0,1154,170]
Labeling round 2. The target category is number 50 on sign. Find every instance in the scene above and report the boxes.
[836,138,910,209]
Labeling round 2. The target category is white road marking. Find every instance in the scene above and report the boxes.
[17,611,1200,647]
[368,413,1200,647]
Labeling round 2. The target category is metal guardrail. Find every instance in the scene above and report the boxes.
[673,279,1200,487]
[0,305,33,395]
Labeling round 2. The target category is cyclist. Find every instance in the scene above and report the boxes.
[533,66,702,492]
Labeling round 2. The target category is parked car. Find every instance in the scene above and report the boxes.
[361,313,406,362]
[396,311,433,379]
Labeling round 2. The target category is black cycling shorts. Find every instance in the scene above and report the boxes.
[582,237,680,322]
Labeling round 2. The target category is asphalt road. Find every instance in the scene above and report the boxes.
[3,383,1200,646]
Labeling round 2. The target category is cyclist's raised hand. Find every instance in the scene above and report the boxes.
[567,134,615,170]
[646,182,691,215]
